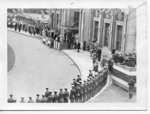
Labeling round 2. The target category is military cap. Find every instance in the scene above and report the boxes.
[9,94,13,97]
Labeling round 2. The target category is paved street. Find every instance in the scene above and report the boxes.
[7,31,135,102]
[7,31,80,100]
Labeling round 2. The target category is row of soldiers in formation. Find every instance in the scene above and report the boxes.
[8,66,108,103]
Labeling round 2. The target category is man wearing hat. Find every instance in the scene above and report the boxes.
[47,92,53,103]
[53,91,58,103]
[20,97,25,103]
[8,94,16,103]
[58,89,64,103]
[36,94,41,103]
[63,88,69,103]
[72,78,78,87]
[45,88,51,98]
[96,47,102,62]
[41,95,47,103]
[76,75,82,83]
[70,85,76,103]
[28,97,34,103]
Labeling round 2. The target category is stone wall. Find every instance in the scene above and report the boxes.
[124,8,136,53]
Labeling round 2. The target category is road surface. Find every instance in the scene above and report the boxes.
[7,31,80,101]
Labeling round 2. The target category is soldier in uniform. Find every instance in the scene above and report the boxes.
[88,78,92,99]
[72,78,78,87]
[20,97,25,103]
[86,79,90,100]
[76,75,81,83]
[45,88,51,98]
[70,84,76,103]
[79,81,84,102]
[36,94,41,103]
[8,94,16,103]
[53,91,58,103]
[76,82,81,102]
[63,88,69,103]
[47,92,53,103]
[82,81,86,102]
[41,95,47,103]
[58,89,64,103]
[28,97,34,103]
[89,77,95,97]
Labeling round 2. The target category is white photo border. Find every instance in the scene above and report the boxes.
[0,0,148,111]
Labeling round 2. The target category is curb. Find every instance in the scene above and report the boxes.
[61,50,82,77]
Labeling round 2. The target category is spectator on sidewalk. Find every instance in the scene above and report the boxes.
[97,47,102,62]
[77,41,81,53]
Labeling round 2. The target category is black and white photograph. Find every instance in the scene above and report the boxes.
[7,7,137,104]
[0,0,148,111]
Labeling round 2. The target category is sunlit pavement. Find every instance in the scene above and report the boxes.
[8,31,80,100]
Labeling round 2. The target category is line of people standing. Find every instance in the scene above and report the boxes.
[8,66,109,103]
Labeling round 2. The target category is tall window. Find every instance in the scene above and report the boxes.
[104,23,110,47]
[74,11,79,26]
[94,21,99,42]
[56,14,59,25]
[116,25,123,50]
[51,13,54,28]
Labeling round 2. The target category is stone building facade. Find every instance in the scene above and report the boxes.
[48,8,136,54]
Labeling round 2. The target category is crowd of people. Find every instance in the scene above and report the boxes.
[7,20,82,51]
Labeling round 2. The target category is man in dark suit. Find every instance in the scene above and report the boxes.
[77,41,81,52]
[97,47,102,62]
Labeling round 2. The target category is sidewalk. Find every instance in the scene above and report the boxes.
[62,49,93,80]
[62,49,136,102]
